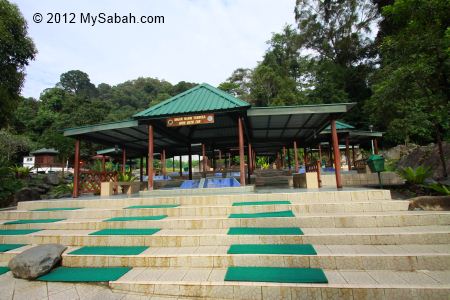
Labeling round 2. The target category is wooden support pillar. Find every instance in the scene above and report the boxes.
[287,148,291,170]
[202,144,207,178]
[331,119,343,189]
[248,144,253,174]
[316,160,322,188]
[282,146,286,169]
[276,152,281,169]
[224,155,228,170]
[72,139,80,198]
[161,149,166,176]
[148,125,154,190]
[145,156,148,175]
[122,147,126,173]
[188,145,192,180]
[140,157,143,182]
[345,134,351,170]
[374,138,379,154]
[352,145,356,166]
[228,153,231,168]
[238,117,246,185]
[318,144,322,167]
[293,141,299,173]
[101,156,106,172]
[247,144,251,183]
[172,157,175,172]
[179,156,183,176]
[328,141,333,167]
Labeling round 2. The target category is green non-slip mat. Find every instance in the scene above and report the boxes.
[228,227,303,235]
[104,215,167,222]
[0,229,42,235]
[3,218,65,225]
[229,210,295,219]
[69,246,148,256]
[32,207,82,211]
[0,244,26,252]
[227,244,316,255]
[37,267,131,282]
[224,267,328,283]
[0,267,9,275]
[89,228,160,235]
[232,201,291,206]
[125,204,180,209]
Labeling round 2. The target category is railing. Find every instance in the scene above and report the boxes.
[305,161,322,188]
[79,171,117,194]
[354,159,367,171]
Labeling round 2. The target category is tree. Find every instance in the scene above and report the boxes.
[366,0,450,177]
[218,68,252,100]
[0,129,33,163]
[0,0,36,128]
[58,70,98,98]
[294,0,378,126]
[249,26,309,106]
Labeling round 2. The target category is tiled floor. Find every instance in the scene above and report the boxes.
[0,272,182,300]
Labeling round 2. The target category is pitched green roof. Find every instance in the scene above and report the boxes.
[134,83,250,118]
[30,148,59,155]
[325,120,355,131]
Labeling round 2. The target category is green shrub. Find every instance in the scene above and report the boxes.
[0,161,23,207]
[52,183,73,198]
[426,183,450,196]
[384,159,399,172]
[9,165,33,179]
[118,172,137,182]
[256,157,270,169]
[397,166,432,185]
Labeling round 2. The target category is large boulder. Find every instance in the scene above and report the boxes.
[397,142,450,180]
[8,244,67,279]
[14,187,41,202]
[43,173,62,186]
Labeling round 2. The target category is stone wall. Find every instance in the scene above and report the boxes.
[321,172,404,187]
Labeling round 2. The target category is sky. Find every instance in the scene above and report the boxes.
[13,0,296,99]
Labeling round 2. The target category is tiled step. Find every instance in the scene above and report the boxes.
[109,267,450,299]
[57,245,450,271]
[1,226,449,246]
[0,201,409,220]
[16,189,393,210]
[1,211,449,230]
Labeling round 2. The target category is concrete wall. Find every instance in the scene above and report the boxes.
[321,171,404,187]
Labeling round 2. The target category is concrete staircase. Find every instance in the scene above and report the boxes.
[0,189,449,299]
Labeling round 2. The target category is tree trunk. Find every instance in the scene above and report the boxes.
[436,125,448,178]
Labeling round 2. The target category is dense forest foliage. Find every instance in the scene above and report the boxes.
[1,0,449,167]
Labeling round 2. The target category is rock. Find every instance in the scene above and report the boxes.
[383,144,418,160]
[39,183,52,192]
[14,187,41,202]
[397,142,450,180]
[43,173,61,186]
[8,244,67,279]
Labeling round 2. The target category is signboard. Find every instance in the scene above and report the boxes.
[166,114,215,127]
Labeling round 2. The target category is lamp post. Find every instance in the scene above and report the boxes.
[369,125,374,155]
